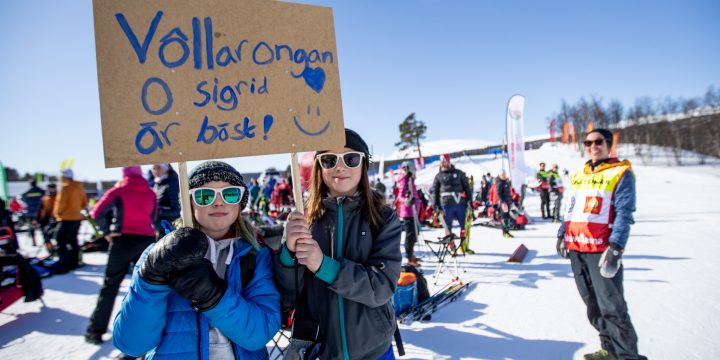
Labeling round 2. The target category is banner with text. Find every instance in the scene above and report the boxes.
[93,0,345,167]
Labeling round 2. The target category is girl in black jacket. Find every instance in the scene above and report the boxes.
[275,129,402,360]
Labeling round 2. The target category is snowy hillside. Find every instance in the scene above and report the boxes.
[2,144,720,359]
[386,139,496,160]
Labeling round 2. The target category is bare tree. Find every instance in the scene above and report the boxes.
[658,96,680,115]
[607,99,624,127]
[590,95,609,128]
[681,98,701,115]
[704,85,720,108]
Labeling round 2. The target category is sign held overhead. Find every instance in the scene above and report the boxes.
[93,0,345,168]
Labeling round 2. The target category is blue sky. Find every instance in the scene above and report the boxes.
[1,0,718,181]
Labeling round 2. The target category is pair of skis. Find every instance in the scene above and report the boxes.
[397,280,471,324]
[461,176,474,253]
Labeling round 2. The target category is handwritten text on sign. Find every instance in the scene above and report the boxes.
[93,0,345,167]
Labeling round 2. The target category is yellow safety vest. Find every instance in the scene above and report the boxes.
[563,159,632,253]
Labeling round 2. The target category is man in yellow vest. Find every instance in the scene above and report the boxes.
[556,128,645,360]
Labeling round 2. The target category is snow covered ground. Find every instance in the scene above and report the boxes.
[2,144,720,359]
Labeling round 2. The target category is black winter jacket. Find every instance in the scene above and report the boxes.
[431,166,471,207]
[152,171,180,223]
[496,178,514,205]
[275,196,402,359]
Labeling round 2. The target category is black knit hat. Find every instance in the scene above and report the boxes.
[318,128,371,160]
[588,128,614,147]
[188,161,248,207]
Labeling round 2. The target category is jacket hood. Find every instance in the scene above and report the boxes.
[122,174,151,190]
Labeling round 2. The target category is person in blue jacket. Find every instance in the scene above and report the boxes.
[113,161,280,359]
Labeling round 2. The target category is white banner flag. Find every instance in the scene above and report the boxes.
[506,95,526,191]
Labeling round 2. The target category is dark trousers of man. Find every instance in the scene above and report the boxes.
[442,204,466,232]
[551,192,563,221]
[540,189,551,218]
[56,220,82,272]
[402,217,417,260]
[87,234,155,335]
[500,206,511,233]
[569,251,639,360]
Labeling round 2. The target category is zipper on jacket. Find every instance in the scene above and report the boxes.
[196,312,202,360]
[336,198,350,360]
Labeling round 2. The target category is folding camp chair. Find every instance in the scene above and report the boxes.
[267,307,293,359]
[424,233,467,285]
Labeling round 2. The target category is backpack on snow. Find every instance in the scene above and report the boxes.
[393,265,430,316]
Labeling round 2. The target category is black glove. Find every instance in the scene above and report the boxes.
[556,237,568,258]
[599,243,623,278]
[170,260,227,311]
[139,227,208,285]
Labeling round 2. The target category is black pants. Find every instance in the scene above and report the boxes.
[500,207,511,233]
[56,220,82,272]
[540,189,551,218]
[87,234,155,335]
[551,192,563,221]
[402,217,417,259]
[569,251,639,360]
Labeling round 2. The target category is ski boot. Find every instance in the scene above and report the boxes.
[459,238,475,254]
[84,331,103,345]
[583,349,615,360]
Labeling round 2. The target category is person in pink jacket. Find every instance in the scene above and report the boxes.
[395,161,422,266]
[85,166,158,345]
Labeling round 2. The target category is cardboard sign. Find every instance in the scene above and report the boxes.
[93,0,345,167]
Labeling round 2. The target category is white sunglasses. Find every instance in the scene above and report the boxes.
[189,186,244,206]
[316,151,366,169]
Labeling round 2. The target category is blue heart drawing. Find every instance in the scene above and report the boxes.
[302,66,325,93]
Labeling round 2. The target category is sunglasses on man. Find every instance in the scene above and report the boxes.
[189,186,245,206]
[583,138,605,147]
[316,151,365,170]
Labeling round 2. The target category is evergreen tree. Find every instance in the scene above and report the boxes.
[395,113,427,159]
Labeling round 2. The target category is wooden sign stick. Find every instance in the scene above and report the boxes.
[289,153,304,214]
[178,161,193,226]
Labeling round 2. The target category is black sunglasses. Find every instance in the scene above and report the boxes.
[583,138,605,147]
[316,151,365,169]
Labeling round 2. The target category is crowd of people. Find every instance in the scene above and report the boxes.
[0,127,645,360]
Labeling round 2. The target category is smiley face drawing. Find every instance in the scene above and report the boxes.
[293,104,330,136]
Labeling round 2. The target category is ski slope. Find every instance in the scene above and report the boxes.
[2,144,720,359]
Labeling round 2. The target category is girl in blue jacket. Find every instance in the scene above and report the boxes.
[113,161,280,359]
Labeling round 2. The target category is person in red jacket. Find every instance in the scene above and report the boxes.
[85,166,158,345]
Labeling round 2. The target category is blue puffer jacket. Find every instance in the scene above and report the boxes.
[113,240,281,359]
